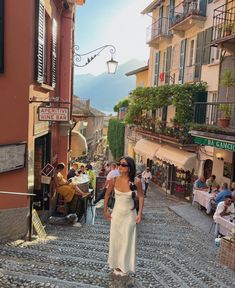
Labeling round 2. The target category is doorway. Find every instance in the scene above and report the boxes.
[204,159,213,180]
[34,134,51,215]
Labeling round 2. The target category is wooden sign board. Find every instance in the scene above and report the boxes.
[0,142,26,173]
[32,209,47,239]
[38,107,69,122]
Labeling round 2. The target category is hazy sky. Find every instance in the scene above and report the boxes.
[74,0,152,75]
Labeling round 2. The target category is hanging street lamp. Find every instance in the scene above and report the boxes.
[73,44,118,74]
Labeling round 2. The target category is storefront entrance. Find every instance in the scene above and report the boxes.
[34,134,51,215]
[204,159,213,179]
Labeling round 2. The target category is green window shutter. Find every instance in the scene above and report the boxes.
[154,51,160,86]
[199,0,207,16]
[0,0,4,73]
[202,27,212,65]
[169,0,175,18]
[194,31,204,81]
[165,46,172,84]
[179,39,187,83]
[51,18,57,88]
[208,0,213,3]
[35,0,45,83]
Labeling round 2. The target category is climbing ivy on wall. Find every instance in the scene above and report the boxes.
[107,118,125,160]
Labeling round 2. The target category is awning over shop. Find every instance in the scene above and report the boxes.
[134,139,161,160]
[155,145,196,171]
[71,130,88,158]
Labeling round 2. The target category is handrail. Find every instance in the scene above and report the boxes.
[0,190,36,241]
[0,191,36,196]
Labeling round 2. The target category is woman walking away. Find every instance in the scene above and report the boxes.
[103,156,144,276]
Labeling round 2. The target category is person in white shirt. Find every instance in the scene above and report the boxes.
[142,167,152,196]
[94,163,119,204]
[213,195,235,221]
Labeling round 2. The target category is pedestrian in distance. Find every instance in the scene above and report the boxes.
[94,162,119,205]
[104,156,144,276]
[142,167,152,196]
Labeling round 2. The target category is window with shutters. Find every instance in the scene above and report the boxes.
[0,0,4,73]
[179,39,187,83]
[189,39,194,67]
[165,46,172,84]
[202,27,212,65]
[194,31,204,81]
[154,52,160,86]
[35,0,57,87]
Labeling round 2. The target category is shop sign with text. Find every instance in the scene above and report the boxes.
[38,107,69,122]
[194,137,235,152]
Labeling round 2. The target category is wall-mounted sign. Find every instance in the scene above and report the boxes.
[194,136,235,152]
[38,107,69,122]
[0,142,27,173]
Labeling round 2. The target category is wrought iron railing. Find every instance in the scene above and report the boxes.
[212,1,235,42]
[146,17,171,43]
[132,119,194,145]
[0,191,36,241]
[170,0,206,28]
[193,102,235,129]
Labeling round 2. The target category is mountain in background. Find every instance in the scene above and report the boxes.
[73,59,145,113]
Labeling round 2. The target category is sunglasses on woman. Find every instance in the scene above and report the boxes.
[117,162,129,167]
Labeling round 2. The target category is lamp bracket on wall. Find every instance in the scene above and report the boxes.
[73,44,116,68]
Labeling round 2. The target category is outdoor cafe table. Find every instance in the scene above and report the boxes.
[192,189,216,214]
[71,175,92,222]
[215,215,235,236]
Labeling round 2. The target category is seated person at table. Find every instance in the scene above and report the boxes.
[194,175,207,190]
[230,182,235,192]
[54,163,89,203]
[206,175,219,191]
[214,183,231,204]
[78,165,86,175]
[213,195,235,221]
[67,162,79,180]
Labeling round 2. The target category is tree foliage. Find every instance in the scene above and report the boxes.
[107,118,125,160]
[125,82,207,125]
[113,98,130,112]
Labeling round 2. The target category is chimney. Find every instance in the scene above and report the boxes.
[86,99,90,112]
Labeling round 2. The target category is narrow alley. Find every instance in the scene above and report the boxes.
[0,185,234,288]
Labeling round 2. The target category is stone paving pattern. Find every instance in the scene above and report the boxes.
[0,185,234,288]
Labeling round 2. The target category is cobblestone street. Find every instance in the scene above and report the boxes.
[0,185,234,288]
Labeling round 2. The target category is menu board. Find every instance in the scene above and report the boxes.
[0,142,26,173]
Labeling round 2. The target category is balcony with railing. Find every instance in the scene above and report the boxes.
[131,117,196,150]
[169,0,206,34]
[146,17,172,48]
[212,1,235,53]
[192,102,235,139]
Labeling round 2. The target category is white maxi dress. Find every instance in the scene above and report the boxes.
[108,188,137,273]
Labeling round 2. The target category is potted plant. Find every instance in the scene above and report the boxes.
[223,22,235,36]
[218,70,235,128]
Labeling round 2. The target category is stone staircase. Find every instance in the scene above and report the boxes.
[0,188,234,288]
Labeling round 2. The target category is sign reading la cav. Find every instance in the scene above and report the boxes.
[208,139,235,151]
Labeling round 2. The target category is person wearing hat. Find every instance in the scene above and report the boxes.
[142,167,152,197]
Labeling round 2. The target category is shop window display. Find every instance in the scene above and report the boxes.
[174,169,193,198]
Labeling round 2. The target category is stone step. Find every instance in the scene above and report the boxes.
[0,269,103,288]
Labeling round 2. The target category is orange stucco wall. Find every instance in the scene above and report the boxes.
[0,0,35,208]
[136,69,149,87]
[0,0,76,209]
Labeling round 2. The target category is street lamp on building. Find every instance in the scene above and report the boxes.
[73,44,118,74]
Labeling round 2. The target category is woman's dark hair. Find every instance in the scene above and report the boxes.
[119,156,137,210]
[57,163,65,170]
